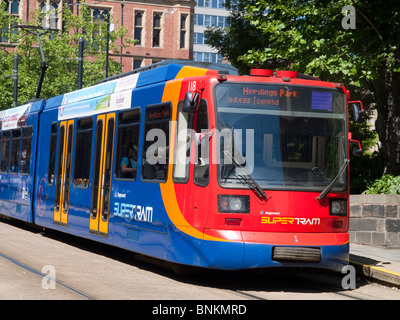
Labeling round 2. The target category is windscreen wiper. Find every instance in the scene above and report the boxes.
[231,155,268,201]
[317,159,349,200]
[221,128,268,201]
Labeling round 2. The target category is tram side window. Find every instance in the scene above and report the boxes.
[20,127,33,174]
[0,131,10,172]
[48,123,58,184]
[173,101,193,183]
[194,99,210,186]
[116,109,140,180]
[73,117,93,188]
[142,102,171,181]
[10,129,21,173]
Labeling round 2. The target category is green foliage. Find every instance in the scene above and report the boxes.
[350,151,383,194]
[0,3,133,109]
[365,175,400,194]
[240,0,400,85]
[207,0,400,191]
[204,0,274,74]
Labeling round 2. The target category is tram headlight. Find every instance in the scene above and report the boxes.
[218,195,250,213]
[329,199,347,216]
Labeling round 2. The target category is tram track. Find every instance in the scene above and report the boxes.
[0,251,95,300]
[210,267,389,300]
[1,218,399,300]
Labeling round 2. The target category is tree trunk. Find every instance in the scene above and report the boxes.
[374,70,400,175]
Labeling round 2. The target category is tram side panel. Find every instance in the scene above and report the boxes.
[34,100,110,241]
[110,84,174,260]
[31,65,230,267]
[0,101,44,223]
[35,107,60,227]
[33,82,176,261]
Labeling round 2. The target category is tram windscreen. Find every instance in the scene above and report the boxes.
[215,83,347,191]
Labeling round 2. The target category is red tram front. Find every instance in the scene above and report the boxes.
[164,68,360,272]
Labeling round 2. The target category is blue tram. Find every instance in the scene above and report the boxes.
[0,64,359,271]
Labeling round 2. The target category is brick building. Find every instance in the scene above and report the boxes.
[1,0,196,72]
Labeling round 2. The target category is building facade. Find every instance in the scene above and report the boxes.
[1,0,196,72]
[193,0,228,64]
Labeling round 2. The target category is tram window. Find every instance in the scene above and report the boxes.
[73,117,93,188]
[0,131,10,172]
[142,102,171,181]
[116,109,140,180]
[173,101,193,183]
[48,123,58,184]
[20,127,33,174]
[194,99,210,186]
[10,129,21,173]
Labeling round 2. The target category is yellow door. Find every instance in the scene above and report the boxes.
[90,113,115,237]
[54,120,74,226]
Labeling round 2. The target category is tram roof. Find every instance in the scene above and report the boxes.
[41,63,220,120]
[44,64,183,110]
[43,63,220,113]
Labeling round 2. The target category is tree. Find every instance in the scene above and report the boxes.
[0,3,132,109]
[204,0,273,74]
[209,0,400,177]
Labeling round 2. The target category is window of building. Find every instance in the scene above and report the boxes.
[194,32,204,45]
[134,11,143,46]
[82,7,111,51]
[196,0,225,8]
[115,109,140,180]
[1,0,19,43]
[39,1,59,30]
[142,102,171,181]
[194,14,228,28]
[73,117,93,188]
[133,58,143,70]
[193,51,223,63]
[152,13,161,47]
[180,14,187,49]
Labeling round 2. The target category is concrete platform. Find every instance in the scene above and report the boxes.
[350,243,400,288]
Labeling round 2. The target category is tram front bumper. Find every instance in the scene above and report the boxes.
[201,230,349,272]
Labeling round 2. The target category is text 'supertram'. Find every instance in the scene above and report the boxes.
[0,64,363,271]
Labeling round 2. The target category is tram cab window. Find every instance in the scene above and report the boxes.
[10,129,21,173]
[20,127,33,174]
[142,102,171,181]
[73,117,93,188]
[0,131,10,172]
[48,123,58,184]
[173,101,193,183]
[194,99,210,186]
[116,109,140,180]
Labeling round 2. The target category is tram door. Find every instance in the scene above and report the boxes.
[54,120,74,226]
[90,113,115,237]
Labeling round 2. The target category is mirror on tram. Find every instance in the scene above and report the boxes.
[351,139,363,156]
[182,91,200,114]
[350,100,364,123]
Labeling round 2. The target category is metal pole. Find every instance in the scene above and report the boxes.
[105,15,110,78]
[34,32,49,99]
[13,54,18,108]
[78,37,84,89]
[120,2,124,68]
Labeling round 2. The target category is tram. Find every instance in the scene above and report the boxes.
[0,63,363,272]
